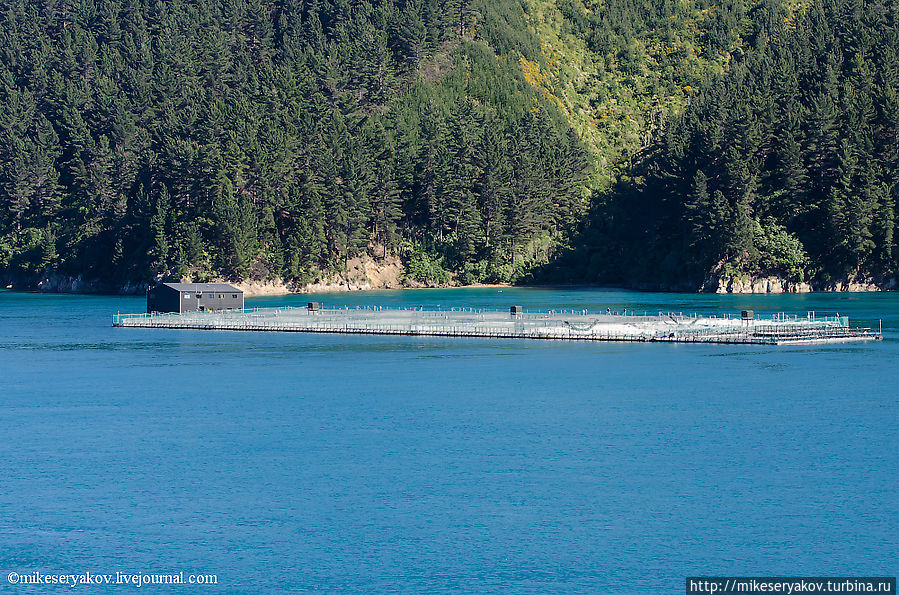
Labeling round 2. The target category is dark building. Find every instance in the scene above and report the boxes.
[147,283,244,314]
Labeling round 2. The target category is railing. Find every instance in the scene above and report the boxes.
[112,306,882,345]
[114,306,854,325]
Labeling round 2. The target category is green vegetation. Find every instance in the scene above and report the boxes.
[0,0,589,286]
[1,0,896,290]
[514,0,745,187]
[552,0,899,288]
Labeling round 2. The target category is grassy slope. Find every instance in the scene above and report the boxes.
[512,0,745,188]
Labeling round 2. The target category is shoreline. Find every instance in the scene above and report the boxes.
[234,280,514,297]
[3,279,896,297]
[3,265,896,297]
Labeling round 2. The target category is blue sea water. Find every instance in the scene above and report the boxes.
[0,288,896,593]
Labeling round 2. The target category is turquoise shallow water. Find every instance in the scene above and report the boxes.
[0,288,896,593]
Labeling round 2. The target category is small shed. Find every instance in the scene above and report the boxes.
[147,283,244,314]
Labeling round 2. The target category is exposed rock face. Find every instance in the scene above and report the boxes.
[715,275,812,294]
[31,273,147,294]
[713,273,896,293]
[1,253,410,296]
[37,274,92,293]
[194,254,408,296]
[820,277,884,292]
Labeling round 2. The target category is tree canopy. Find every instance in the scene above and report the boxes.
[1,0,896,290]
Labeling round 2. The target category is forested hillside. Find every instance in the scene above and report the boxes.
[1,0,897,291]
[0,0,589,287]
[545,0,899,289]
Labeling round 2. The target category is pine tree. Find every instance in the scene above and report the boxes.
[151,186,171,271]
[476,117,512,250]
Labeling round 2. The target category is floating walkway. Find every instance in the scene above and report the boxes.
[113,305,883,345]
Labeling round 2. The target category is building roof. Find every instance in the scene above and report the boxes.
[160,282,243,293]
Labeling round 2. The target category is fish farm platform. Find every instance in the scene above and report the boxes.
[112,306,883,345]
